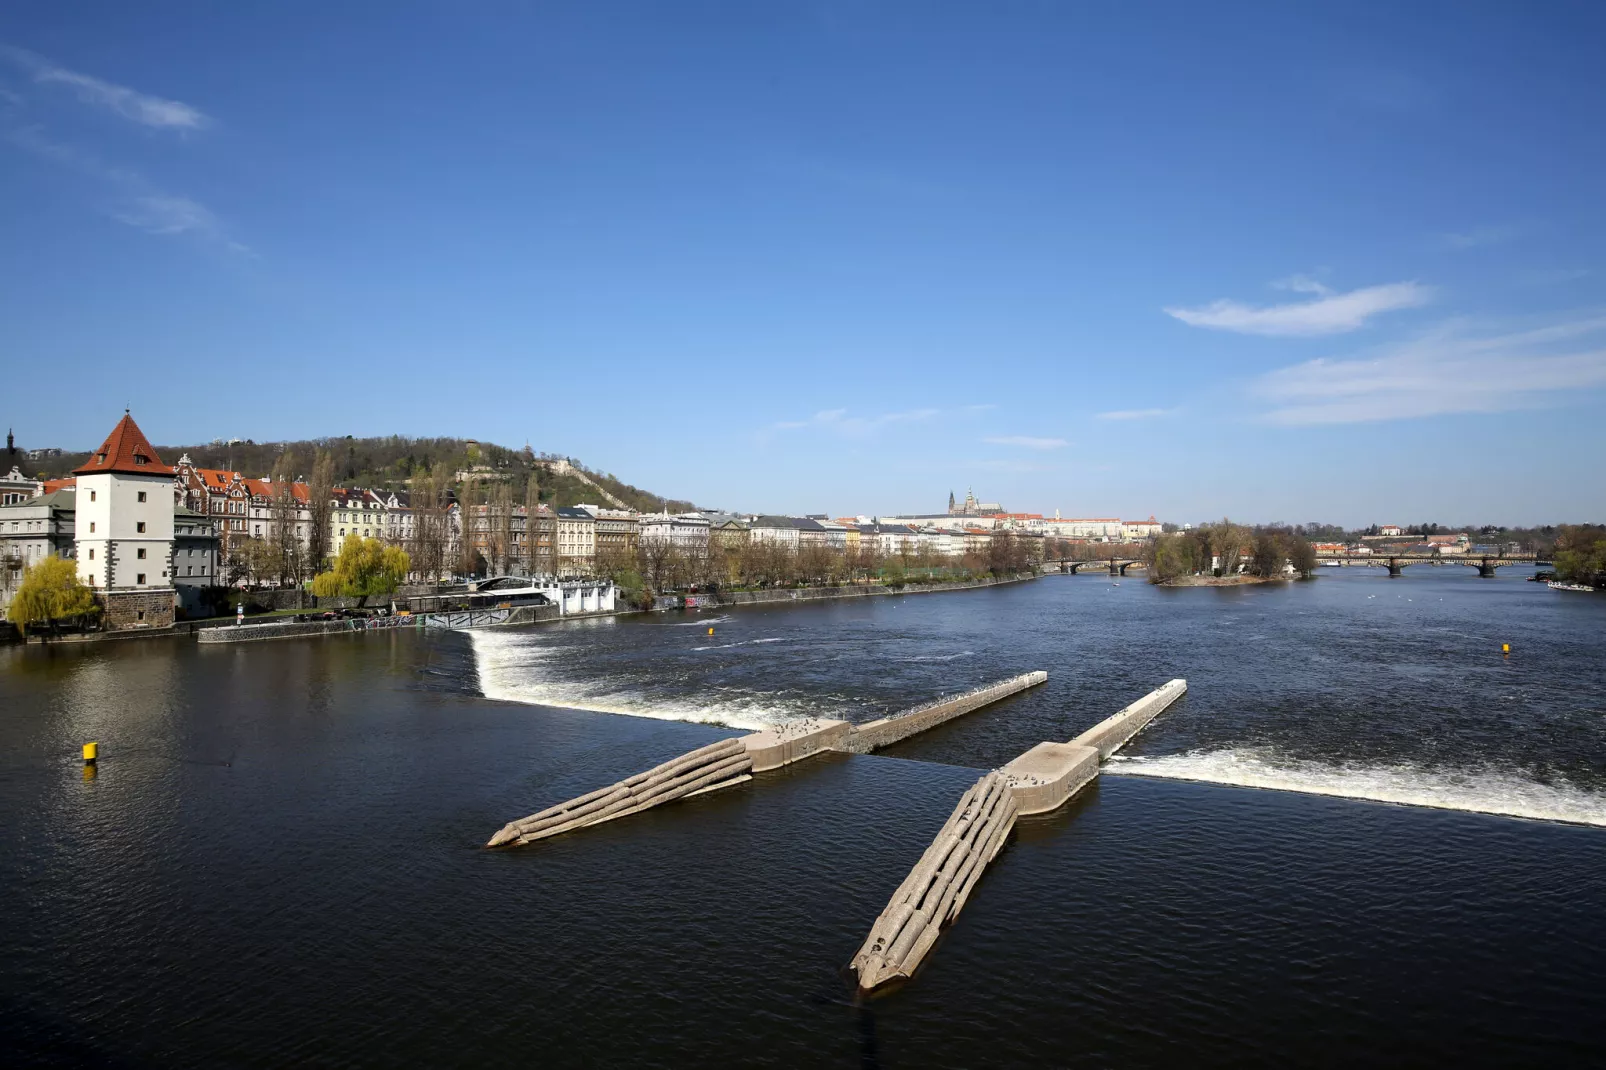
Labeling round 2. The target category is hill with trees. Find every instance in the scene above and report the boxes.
[14,434,696,514]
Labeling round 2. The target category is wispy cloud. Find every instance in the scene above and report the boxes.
[1166,280,1432,337]
[0,45,208,129]
[113,195,218,235]
[1440,225,1520,250]
[1253,315,1606,425]
[983,435,1067,450]
[1095,408,1175,421]
[772,407,940,437]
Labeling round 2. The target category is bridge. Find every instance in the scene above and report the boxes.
[1043,558,1145,576]
[1319,553,1537,578]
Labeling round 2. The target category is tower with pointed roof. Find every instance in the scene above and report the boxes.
[72,411,177,628]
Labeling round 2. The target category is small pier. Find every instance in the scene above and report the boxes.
[486,671,1047,847]
[850,679,1187,991]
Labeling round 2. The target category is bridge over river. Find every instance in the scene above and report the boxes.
[1320,553,1537,577]
[1042,558,1146,576]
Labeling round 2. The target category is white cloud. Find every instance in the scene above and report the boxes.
[1096,408,1174,421]
[1166,281,1432,336]
[0,45,208,129]
[1253,315,1606,425]
[983,435,1067,450]
[772,407,939,437]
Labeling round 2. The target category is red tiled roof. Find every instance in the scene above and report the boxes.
[41,477,76,493]
[72,413,175,476]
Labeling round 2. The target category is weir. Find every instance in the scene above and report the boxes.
[850,678,1187,991]
[485,671,1047,847]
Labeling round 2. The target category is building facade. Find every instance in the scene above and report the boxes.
[72,413,178,628]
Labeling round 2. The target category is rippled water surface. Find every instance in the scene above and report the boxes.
[3,569,1604,1067]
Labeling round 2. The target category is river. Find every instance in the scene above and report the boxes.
[2,567,1603,1066]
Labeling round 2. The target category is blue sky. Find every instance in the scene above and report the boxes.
[2,2,1602,526]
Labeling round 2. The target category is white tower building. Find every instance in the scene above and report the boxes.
[72,411,177,628]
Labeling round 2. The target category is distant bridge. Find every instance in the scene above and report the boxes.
[1318,553,1537,578]
[1043,558,1146,576]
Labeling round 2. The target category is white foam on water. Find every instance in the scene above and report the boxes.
[690,637,790,652]
[469,629,808,731]
[894,650,977,662]
[1107,748,1606,827]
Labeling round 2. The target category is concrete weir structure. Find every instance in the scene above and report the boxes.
[851,678,1187,991]
[486,672,1047,848]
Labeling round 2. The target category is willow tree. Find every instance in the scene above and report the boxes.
[310,535,411,602]
[8,556,99,635]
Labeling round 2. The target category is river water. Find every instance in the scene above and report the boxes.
[3,568,1604,1066]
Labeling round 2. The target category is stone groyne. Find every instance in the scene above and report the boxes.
[850,679,1188,991]
[486,672,1043,848]
[839,672,1047,754]
[488,737,755,847]
[694,574,1035,609]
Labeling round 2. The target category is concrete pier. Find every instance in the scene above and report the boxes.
[850,679,1187,991]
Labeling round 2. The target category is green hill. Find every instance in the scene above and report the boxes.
[13,435,695,514]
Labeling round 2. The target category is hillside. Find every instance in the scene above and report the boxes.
[10,435,696,514]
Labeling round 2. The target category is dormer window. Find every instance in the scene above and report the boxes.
[96,453,107,465]
[134,455,146,465]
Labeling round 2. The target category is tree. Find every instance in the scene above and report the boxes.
[310,535,411,601]
[306,449,337,573]
[1285,533,1317,578]
[1554,524,1606,586]
[269,450,304,591]
[8,555,100,634]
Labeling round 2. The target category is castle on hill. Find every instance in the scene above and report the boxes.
[948,488,1003,517]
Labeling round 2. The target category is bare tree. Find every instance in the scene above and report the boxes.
[306,450,337,575]
[269,450,304,596]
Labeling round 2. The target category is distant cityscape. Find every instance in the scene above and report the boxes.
[2,413,1166,629]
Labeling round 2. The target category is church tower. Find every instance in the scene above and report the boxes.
[948,490,956,515]
[72,411,177,628]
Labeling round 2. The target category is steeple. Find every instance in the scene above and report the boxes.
[948,489,956,514]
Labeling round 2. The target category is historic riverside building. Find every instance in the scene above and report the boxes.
[72,412,179,628]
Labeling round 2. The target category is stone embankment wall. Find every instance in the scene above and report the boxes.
[198,619,367,643]
[839,671,1048,754]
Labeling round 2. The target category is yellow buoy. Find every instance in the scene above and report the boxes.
[708,627,714,635]
[82,741,98,763]
[1502,643,1510,655]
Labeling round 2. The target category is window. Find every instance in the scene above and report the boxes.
[137,548,147,559]
[137,573,146,584]
[134,455,147,466]
[187,565,193,576]
[90,490,97,502]
[137,522,146,533]
[89,549,95,560]
[138,491,147,503]
[89,522,95,533]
